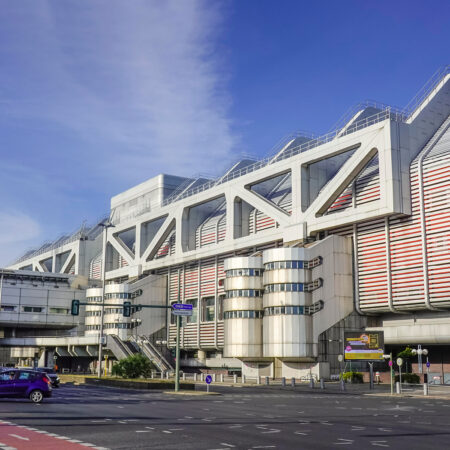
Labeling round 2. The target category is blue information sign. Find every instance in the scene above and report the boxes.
[172,303,193,310]
[426,361,431,368]
[205,375,212,384]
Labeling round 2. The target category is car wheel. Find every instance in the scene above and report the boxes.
[29,390,44,403]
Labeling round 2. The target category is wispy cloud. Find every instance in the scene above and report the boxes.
[0,0,236,265]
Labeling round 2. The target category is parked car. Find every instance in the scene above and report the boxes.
[0,369,52,403]
[35,367,60,387]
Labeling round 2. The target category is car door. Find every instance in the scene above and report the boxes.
[0,371,17,397]
[14,371,34,395]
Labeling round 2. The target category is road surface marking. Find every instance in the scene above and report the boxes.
[162,430,172,434]
[8,435,29,441]
[220,444,235,448]
[334,439,354,445]
[371,441,389,447]
[135,431,150,433]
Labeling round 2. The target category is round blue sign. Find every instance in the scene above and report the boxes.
[205,375,212,384]
[426,361,431,368]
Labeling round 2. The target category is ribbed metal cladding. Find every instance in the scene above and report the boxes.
[223,256,264,358]
[262,248,314,358]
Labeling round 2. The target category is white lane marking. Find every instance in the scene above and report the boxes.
[229,425,243,428]
[334,439,354,445]
[294,431,309,435]
[185,416,193,419]
[145,427,155,430]
[91,420,107,423]
[168,428,184,431]
[8,435,29,441]
[321,421,333,426]
[118,421,127,424]
[371,441,389,447]
[377,428,392,432]
[251,446,276,449]
[351,426,366,431]
[220,444,235,448]
[80,444,97,447]
[261,429,281,434]
[162,430,172,434]
[0,444,17,450]
[68,440,83,443]
[55,436,71,440]
[136,430,150,433]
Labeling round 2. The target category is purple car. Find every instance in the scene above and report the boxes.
[0,369,52,403]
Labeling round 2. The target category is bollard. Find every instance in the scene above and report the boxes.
[396,381,401,394]
[213,373,216,383]
[257,376,261,385]
[282,377,286,387]
[320,378,325,390]
[424,383,428,396]
[265,376,269,386]
[242,375,246,384]
[340,379,346,391]
[309,378,315,389]
[200,373,204,382]
[220,374,224,383]
[291,377,295,387]
[182,373,186,381]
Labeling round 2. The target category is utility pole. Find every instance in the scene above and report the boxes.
[175,314,181,392]
[98,220,115,378]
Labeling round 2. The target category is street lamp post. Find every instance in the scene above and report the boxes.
[131,318,142,351]
[97,220,115,378]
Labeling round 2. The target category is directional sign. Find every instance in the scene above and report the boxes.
[172,309,193,316]
[172,303,193,310]
[205,375,212,385]
[426,361,431,368]
[171,303,193,316]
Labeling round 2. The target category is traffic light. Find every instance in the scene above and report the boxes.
[123,301,131,317]
[71,299,80,316]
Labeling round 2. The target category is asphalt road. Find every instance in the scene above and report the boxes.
[1,383,450,449]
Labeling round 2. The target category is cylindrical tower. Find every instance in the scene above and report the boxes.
[223,256,264,358]
[262,248,318,358]
[85,287,103,336]
[103,284,131,340]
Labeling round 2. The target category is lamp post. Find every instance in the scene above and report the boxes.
[98,219,115,378]
[131,318,142,350]
[411,345,428,375]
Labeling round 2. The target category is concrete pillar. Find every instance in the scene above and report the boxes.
[212,373,216,383]
[166,372,169,380]
[198,350,207,363]
[291,377,295,387]
[265,376,269,386]
[423,383,428,396]
[242,375,246,384]
[257,376,261,385]
[282,377,286,387]
[200,373,204,382]
[194,373,198,382]
[309,378,315,389]
[320,378,325,389]
[233,374,237,384]
[396,381,401,394]
[161,371,164,379]
[151,371,155,379]
[182,373,186,381]
[220,374,224,382]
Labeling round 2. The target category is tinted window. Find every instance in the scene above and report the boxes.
[0,371,16,381]
[18,372,33,380]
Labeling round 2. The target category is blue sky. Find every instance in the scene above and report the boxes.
[0,0,449,266]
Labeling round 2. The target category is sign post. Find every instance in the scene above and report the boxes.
[171,303,193,392]
[205,374,212,393]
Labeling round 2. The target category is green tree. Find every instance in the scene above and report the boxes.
[397,346,415,373]
[111,354,152,379]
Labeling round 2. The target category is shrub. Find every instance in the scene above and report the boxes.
[341,371,364,383]
[394,373,420,384]
[111,354,152,379]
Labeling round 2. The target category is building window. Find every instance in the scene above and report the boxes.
[201,297,215,322]
[186,299,197,324]
[224,310,263,319]
[225,289,264,298]
[49,308,69,314]
[218,295,225,320]
[22,306,44,313]
[225,268,263,277]
[0,305,16,312]
[265,283,304,293]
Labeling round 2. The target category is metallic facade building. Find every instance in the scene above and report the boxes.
[2,67,450,377]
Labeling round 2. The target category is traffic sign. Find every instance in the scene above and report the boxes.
[396,357,403,366]
[388,361,393,367]
[172,303,193,316]
[172,303,193,310]
[172,309,193,316]
[426,361,431,368]
[205,375,212,384]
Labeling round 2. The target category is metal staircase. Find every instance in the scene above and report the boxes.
[130,335,174,373]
